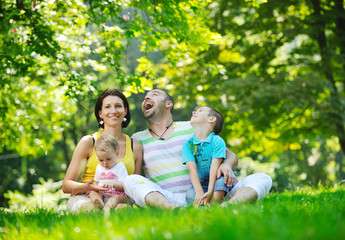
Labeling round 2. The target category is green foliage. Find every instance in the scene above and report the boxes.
[1,0,216,156]
[157,0,345,185]
[0,0,99,157]
[1,187,345,239]
[1,0,345,208]
[4,178,68,212]
[0,0,218,206]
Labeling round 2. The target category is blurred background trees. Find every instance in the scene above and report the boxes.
[1,0,344,207]
[159,0,345,190]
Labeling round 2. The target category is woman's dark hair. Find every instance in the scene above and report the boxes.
[94,89,131,129]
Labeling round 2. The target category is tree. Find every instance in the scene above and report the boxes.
[0,0,220,205]
[158,0,345,182]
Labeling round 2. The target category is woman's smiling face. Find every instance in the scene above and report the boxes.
[99,96,127,127]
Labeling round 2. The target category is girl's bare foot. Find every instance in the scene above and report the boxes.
[115,203,131,210]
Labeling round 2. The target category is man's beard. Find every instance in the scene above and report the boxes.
[144,106,165,123]
[143,107,155,120]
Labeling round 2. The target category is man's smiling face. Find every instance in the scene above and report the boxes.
[142,89,167,119]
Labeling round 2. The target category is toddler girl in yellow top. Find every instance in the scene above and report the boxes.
[62,89,143,212]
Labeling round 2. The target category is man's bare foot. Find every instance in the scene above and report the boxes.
[220,201,232,207]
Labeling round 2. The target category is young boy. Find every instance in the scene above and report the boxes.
[182,106,237,206]
[87,135,129,209]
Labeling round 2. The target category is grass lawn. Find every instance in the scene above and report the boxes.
[1,188,344,240]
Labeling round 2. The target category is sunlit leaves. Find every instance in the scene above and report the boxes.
[1,0,221,158]
[1,77,74,156]
[154,0,345,189]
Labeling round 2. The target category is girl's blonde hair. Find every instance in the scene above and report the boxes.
[95,135,119,153]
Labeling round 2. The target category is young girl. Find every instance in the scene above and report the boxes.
[88,134,129,209]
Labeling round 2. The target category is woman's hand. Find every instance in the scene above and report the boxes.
[85,180,107,192]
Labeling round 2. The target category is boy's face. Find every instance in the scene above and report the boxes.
[96,149,119,170]
[190,106,211,124]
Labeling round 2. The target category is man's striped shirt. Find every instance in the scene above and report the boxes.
[132,121,194,193]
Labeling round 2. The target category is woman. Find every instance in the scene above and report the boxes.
[62,89,143,212]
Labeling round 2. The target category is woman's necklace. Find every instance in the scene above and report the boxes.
[149,121,174,140]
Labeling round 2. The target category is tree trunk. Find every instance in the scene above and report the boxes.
[62,131,70,166]
[333,0,345,91]
[335,151,345,179]
[333,0,345,178]
[310,0,345,162]
[16,0,24,9]
[70,117,79,146]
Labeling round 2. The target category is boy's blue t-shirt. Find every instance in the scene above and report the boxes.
[182,132,226,179]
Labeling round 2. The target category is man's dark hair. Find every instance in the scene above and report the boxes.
[206,106,224,135]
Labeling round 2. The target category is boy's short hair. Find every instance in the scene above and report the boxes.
[206,106,224,135]
[95,135,119,153]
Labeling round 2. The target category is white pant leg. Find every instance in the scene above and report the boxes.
[227,173,272,200]
[67,194,92,212]
[124,174,187,207]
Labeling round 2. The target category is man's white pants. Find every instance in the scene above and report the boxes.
[124,173,272,207]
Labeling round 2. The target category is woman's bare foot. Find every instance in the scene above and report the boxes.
[93,198,105,209]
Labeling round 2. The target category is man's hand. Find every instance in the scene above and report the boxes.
[217,163,236,187]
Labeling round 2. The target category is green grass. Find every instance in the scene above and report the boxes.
[1,188,345,240]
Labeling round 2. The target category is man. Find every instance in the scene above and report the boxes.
[124,89,272,208]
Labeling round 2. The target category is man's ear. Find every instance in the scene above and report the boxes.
[166,100,173,109]
[208,116,216,124]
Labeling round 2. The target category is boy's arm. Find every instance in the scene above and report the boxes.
[217,148,237,187]
[201,158,222,205]
[186,161,204,206]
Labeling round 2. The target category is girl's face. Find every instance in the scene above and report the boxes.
[96,149,119,170]
[99,96,127,127]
